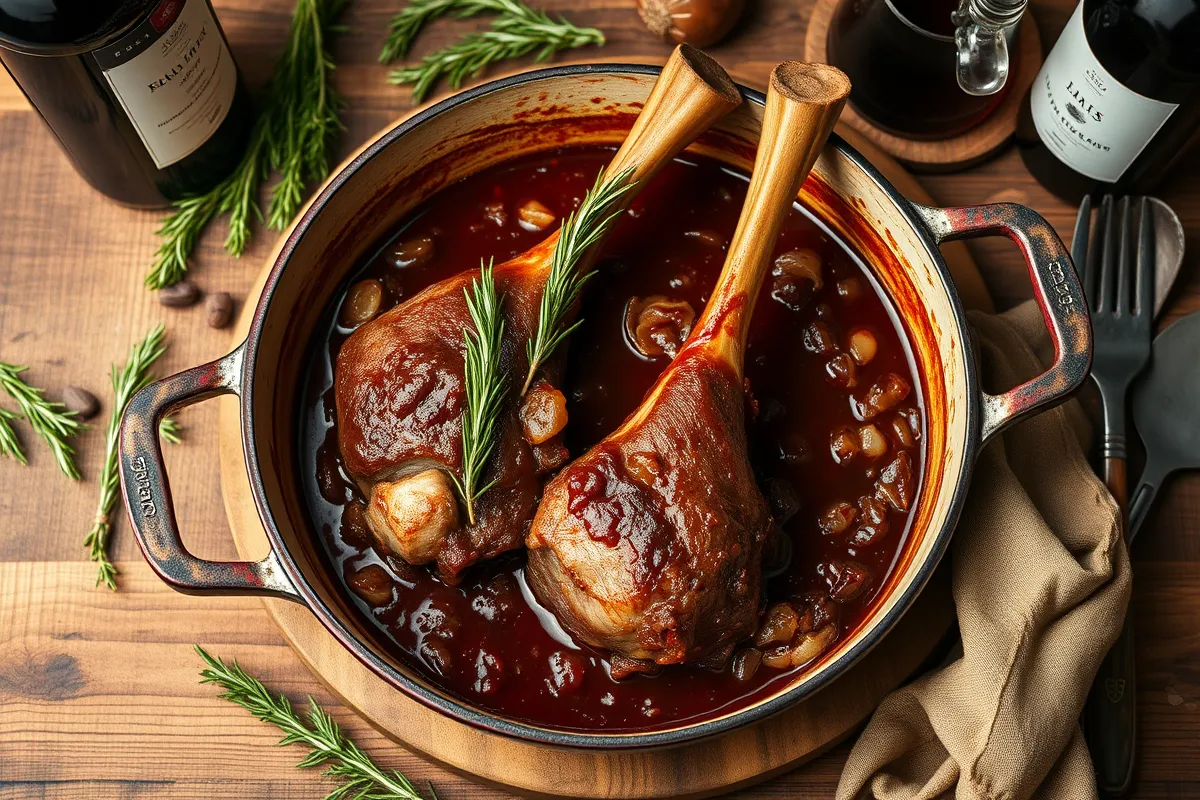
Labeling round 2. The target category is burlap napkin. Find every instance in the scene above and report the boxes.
[836,302,1132,800]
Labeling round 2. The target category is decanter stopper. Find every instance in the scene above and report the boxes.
[953,0,1028,96]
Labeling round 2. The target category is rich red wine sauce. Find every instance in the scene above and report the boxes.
[300,147,924,732]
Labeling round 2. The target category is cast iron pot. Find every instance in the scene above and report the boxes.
[118,64,1091,749]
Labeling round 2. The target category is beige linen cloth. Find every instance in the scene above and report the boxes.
[836,302,1132,800]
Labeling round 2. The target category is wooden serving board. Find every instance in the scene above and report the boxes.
[218,113,981,798]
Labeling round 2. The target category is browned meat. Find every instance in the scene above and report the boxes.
[333,46,743,584]
[526,352,772,667]
[524,62,851,668]
[336,242,554,583]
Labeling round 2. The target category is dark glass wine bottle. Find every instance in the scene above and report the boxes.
[1016,0,1200,202]
[0,0,253,209]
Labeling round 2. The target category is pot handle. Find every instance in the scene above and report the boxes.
[118,344,301,601]
[913,202,1092,444]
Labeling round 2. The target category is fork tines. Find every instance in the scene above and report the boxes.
[1074,194,1156,463]
[1074,194,1155,327]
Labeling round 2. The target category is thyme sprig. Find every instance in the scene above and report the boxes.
[522,166,636,394]
[84,325,175,591]
[147,0,347,289]
[450,260,507,526]
[383,0,605,103]
[0,362,83,478]
[196,646,432,800]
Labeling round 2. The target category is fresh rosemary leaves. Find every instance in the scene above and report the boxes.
[451,260,506,525]
[148,0,347,289]
[0,362,83,479]
[196,646,433,800]
[85,325,174,591]
[381,0,460,63]
[0,408,23,465]
[522,166,636,394]
[382,0,605,103]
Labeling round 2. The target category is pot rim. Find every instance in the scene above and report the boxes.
[241,63,980,749]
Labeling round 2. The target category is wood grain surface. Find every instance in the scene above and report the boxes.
[0,1,1197,798]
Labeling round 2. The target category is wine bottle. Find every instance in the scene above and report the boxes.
[0,0,253,209]
[1017,0,1200,202]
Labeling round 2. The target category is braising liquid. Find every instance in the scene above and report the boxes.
[300,147,925,732]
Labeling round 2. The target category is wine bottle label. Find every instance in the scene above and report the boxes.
[1030,2,1179,183]
[93,0,237,170]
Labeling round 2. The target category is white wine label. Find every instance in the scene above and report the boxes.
[94,0,237,169]
[1030,2,1179,183]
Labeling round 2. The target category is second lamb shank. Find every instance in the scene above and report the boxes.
[335,46,743,583]
[526,62,851,674]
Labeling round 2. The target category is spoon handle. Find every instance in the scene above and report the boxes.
[1128,457,1170,546]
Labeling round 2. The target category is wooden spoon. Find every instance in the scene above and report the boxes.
[525,63,851,671]
[335,45,743,584]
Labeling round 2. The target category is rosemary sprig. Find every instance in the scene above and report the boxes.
[384,0,605,103]
[196,646,431,800]
[0,407,25,465]
[521,166,636,394]
[0,363,83,478]
[265,0,346,233]
[84,325,174,591]
[450,260,506,526]
[380,0,458,63]
[160,417,183,445]
[147,0,347,289]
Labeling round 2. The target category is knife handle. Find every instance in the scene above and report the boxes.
[1084,456,1136,797]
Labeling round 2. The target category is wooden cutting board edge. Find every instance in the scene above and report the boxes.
[215,99,982,799]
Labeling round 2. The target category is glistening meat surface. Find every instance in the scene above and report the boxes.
[335,241,555,583]
[528,354,771,670]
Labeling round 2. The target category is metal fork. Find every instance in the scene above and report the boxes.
[1076,194,1155,798]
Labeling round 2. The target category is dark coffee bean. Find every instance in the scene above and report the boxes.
[62,386,100,420]
[158,280,201,308]
[206,292,234,329]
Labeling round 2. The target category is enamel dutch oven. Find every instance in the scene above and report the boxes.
[118,64,1091,749]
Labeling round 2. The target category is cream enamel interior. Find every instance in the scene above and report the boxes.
[246,68,974,741]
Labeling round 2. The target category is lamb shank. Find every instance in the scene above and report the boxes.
[335,46,743,584]
[525,63,851,673]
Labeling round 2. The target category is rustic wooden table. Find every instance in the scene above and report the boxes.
[0,1,1196,798]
